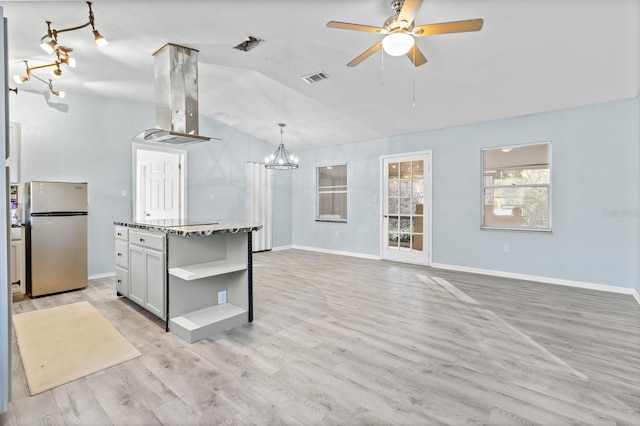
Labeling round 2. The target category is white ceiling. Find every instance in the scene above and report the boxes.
[2,0,639,150]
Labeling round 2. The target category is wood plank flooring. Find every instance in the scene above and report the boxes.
[2,249,639,425]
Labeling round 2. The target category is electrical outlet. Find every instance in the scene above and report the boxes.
[121,189,128,198]
[372,195,378,203]
[504,243,511,253]
[209,194,215,201]
[335,230,340,238]
[218,290,227,304]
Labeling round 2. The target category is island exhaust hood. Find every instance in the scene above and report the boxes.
[135,43,219,144]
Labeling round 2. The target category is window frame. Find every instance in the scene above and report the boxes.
[316,163,348,223]
[481,141,552,232]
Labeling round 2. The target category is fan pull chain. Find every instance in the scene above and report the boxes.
[381,49,385,86]
[412,48,416,107]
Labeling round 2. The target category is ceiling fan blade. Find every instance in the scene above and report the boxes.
[327,21,387,34]
[397,0,424,26]
[406,45,427,67]
[347,42,383,67]
[413,19,484,37]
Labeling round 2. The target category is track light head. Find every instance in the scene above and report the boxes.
[40,39,57,54]
[93,29,108,47]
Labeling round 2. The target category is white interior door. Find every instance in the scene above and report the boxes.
[134,146,186,221]
[381,152,432,265]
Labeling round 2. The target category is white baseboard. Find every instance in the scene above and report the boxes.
[271,245,292,252]
[430,262,640,305]
[89,272,115,280]
[292,245,381,261]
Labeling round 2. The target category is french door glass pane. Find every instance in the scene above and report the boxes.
[388,233,399,247]
[412,234,423,251]
[412,161,424,178]
[400,198,412,214]
[400,180,411,197]
[388,198,399,215]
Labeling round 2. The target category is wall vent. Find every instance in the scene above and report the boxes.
[302,71,330,84]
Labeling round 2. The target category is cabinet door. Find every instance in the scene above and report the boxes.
[115,266,128,297]
[128,244,145,307]
[10,239,24,294]
[145,248,165,319]
[9,241,18,285]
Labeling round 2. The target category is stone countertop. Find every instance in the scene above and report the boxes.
[114,219,262,237]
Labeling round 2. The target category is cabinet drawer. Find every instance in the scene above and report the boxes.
[115,240,129,268]
[10,227,23,241]
[115,226,129,241]
[115,266,129,296]
[129,230,165,251]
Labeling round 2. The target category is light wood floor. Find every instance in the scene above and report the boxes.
[2,249,639,425]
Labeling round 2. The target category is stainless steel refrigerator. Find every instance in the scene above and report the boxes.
[25,181,88,297]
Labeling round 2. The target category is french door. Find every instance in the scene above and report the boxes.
[382,152,432,265]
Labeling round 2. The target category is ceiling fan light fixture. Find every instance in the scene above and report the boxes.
[382,32,414,56]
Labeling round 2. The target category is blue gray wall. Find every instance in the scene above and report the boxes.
[292,98,640,290]
[10,90,285,276]
[10,89,640,290]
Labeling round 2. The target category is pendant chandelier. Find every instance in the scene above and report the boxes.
[265,123,298,170]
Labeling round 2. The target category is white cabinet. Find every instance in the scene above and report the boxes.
[115,226,129,297]
[125,229,166,320]
[10,227,25,297]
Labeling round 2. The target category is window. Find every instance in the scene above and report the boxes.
[482,142,551,230]
[317,164,347,222]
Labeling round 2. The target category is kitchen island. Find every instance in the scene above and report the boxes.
[114,219,261,343]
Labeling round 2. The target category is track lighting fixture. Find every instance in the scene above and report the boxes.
[13,60,66,97]
[14,62,65,98]
[265,123,299,170]
[40,2,108,54]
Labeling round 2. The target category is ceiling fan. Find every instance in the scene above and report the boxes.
[327,0,483,67]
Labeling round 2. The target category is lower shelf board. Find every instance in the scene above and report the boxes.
[169,303,248,343]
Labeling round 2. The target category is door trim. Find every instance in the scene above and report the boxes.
[132,143,187,221]
[380,150,433,266]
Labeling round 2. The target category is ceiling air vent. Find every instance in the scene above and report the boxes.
[302,71,330,85]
